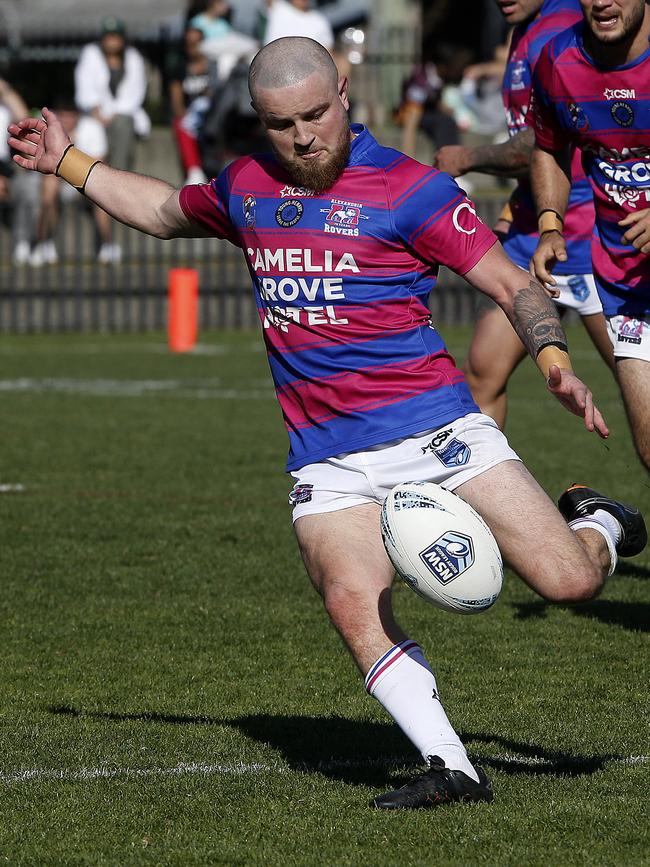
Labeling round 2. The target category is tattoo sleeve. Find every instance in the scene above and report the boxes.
[467,128,535,178]
[512,279,568,358]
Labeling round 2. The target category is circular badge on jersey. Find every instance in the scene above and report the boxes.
[611,101,634,127]
[275,199,304,228]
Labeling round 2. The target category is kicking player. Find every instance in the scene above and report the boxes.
[529,0,650,470]
[9,37,646,810]
[435,0,614,429]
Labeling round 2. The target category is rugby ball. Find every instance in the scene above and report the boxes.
[380,481,503,614]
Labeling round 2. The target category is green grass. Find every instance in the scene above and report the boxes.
[0,327,648,866]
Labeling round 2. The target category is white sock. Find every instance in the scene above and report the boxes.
[365,640,479,782]
[569,509,621,576]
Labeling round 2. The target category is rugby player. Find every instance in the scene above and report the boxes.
[529,0,650,469]
[435,0,614,429]
[9,36,646,809]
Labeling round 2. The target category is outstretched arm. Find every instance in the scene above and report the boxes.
[464,242,608,438]
[8,107,208,239]
[434,128,535,179]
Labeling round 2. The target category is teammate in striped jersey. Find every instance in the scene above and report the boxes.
[435,0,614,430]
[9,36,645,809]
[529,0,650,469]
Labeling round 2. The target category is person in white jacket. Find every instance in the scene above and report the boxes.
[74,16,150,262]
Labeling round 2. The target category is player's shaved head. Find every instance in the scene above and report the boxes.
[249,37,338,105]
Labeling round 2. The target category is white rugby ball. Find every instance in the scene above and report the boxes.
[381,481,503,614]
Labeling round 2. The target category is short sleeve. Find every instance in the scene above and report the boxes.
[178,168,241,246]
[529,43,572,151]
[392,169,497,276]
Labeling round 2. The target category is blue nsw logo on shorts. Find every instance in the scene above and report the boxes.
[434,438,471,467]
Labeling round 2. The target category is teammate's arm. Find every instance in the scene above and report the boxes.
[529,142,572,285]
[619,208,650,254]
[434,128,535,179]
[464,241,608,437]
[8,107,208,239]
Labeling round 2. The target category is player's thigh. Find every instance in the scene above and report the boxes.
[616,358,650,450]
[464,300,527,386]
[454,460,595,599]
[580,312,616,372]
[294,503,394,598]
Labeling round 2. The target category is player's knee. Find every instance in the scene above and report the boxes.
[539,563,603,604]
[321,580,369,633]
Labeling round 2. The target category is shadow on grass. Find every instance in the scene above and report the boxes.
[513,598,650,632]
[47,705,622,785]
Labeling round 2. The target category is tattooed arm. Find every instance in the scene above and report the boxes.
[464,242,609,438]
[433,128,535,179]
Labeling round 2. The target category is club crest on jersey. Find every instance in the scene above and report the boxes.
[568,102,589,132]
[618,317,643,345]
[275,199,304,227]
[243,194,256,228]
[288,483,314,506]
[321,198,367,236]
[280,185,314,198]
[419,532,475,585]
[510,59,527,91]
[611,101,634,127]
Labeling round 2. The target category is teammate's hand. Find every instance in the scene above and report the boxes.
[546,364,609,438]
[433,145,472,178]
[619,208,650,254]
[7,107,71,175]
[529,229,566,297]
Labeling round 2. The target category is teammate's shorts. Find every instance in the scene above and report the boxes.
[554,273,602,316]
[605,314,650,361]
[288,412,521,521]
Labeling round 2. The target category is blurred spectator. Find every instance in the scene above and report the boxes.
[30,101,113,266]
[262,0,334,50]
[74,15,151,262]
[168,26,212,184]
[397,45,466,160]
[0,78,40,265]
[189,0,233,40]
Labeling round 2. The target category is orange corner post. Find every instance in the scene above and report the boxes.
[168,268,199,352]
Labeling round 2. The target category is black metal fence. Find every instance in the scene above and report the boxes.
[0,195,504,334]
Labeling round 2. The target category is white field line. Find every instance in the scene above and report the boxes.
[0,378,274,400]
[0,342,263,357]
[1,754,647,785]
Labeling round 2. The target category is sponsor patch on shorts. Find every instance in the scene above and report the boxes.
[289,483,313,506]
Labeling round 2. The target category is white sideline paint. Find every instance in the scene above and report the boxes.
[0,342,263,357]
[1,754,647,785]
[0,484,26,493]
[0,378,274,399]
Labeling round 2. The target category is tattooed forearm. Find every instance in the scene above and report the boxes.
[466,128,535,178]
[512,279,567,357]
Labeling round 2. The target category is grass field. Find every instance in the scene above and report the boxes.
[1,326,648,866]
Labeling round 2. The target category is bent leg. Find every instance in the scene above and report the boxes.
[463,301,528,429]
[455,461,610,603]
[294,504,477,777]
[616,358,650,471]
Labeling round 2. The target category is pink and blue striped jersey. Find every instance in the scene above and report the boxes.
[502,0,594,274]
[179,125,497,470]
[531,23,650,316]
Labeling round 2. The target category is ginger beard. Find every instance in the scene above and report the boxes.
[271,124,351,194]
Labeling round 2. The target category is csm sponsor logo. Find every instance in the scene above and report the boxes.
[452,201,480,235]
[320,198,368,236]
[280,185,314,198]
[421,428,452,453]
[604,88,636,100]
[419,532,475,585]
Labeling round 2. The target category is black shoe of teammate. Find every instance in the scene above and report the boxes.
[558,484,647,558]
[370,756,493,810]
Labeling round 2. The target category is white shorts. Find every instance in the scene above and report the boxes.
[288,412,521,521]
[606,314,650,360]
[554,273,602,316]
